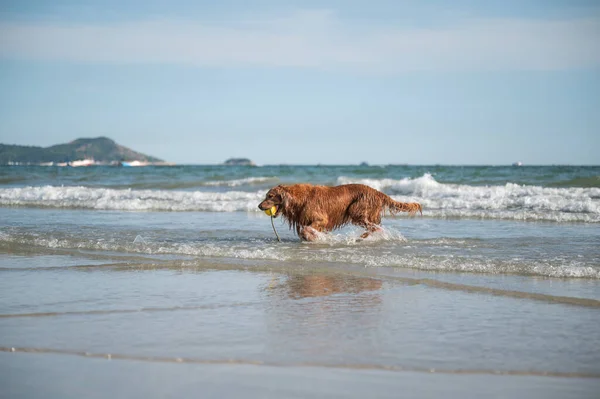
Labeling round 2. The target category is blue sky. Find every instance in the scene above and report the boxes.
[0,0,599,165]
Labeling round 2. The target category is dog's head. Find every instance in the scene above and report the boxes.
[258,185,286,217]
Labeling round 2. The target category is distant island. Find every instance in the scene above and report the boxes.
[0,137,170,166]
[223,158,256,166]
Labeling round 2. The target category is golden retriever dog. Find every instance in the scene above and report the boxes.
[258,184,422,241]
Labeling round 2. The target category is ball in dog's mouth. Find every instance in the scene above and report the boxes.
[264,206,277,216]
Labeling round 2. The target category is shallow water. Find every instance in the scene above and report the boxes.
[1,165,600,397]
[2,208,599,279]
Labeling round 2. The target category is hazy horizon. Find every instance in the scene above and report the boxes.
[1,135,600,166]
[1,1,599,165]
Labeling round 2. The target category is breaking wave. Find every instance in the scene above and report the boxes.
[1,174,599,222]
[0,186,263,212]
[338,174,600,223]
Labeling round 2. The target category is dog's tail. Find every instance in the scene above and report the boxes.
[383,195,422,216]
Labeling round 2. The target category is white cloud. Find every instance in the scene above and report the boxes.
[0,10,599,72]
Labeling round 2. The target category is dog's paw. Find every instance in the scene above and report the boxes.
[300,226,320,242]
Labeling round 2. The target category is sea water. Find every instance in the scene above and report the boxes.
[1,165,599,398]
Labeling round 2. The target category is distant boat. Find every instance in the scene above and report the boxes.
[122,160,149,167]
[512,161,523,167]
[71,159,95,167]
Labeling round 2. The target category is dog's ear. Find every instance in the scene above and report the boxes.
[275,185,290,204]
[272,185,287,195]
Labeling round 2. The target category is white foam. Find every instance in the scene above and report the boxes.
[294,227,406,245]
[338,174,600,223]
[3,232,598,279]
[0,186,264,212]
[338,173,440,195]
[303,227,406,245]
[1,175,599,222]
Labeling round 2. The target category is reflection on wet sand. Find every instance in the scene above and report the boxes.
[270,273,383,299]
[263,273,385,357]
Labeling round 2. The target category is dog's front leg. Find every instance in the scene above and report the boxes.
[300,226,318,241]
[300,217,328,242]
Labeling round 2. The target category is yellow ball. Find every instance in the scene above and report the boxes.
[264,206,277,216]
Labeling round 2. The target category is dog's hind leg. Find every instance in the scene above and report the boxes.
[359,223,382,239]
[355,217,382,239]
[353,207,383,239]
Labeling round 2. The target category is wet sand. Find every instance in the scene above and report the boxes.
[3,351,598,399]
[1,257,599,398]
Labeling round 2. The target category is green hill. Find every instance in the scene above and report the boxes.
[0,137,163,165]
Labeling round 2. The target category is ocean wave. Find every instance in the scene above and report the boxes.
[202,176,278,187]
[338,173,439,194]
[0,186,263,212]
[338,174,600,222]
[548,175,600,188]
[105,176,278,190]
[1,175,599,222]
[2,231,598,279]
